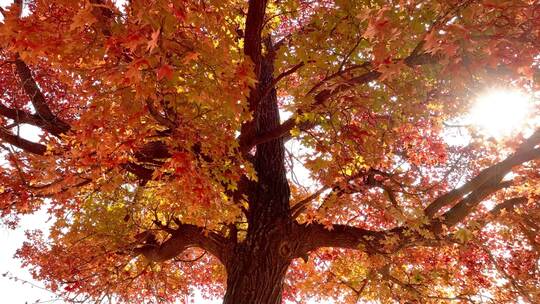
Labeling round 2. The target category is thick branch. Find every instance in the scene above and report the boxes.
[298,133,540,254]
[425,130,540,218]
[293,222,396,255]
[89,0,114,36]
[7,59,172,181]
[0,128,46,155]
[490,197,527,215]
[133,223,231,265]
[440,180,513,227]
[237,0,269,145]
[122,163,154,182]
[14,58,71,136]
[243,0,268,73]
[0,103,45,127]
[145,99,176,130]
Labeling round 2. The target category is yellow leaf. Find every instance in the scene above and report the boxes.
[455,228,473,243]
[290,127,301,137]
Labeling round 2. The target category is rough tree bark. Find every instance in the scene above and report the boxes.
[222,40,294,303]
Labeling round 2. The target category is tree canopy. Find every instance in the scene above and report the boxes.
[0,0,539,303]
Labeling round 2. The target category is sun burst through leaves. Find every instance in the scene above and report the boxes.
[468,89,532,139]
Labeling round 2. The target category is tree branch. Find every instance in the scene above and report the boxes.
[0,102,46,127]
[122,163,154,183]
[440,180,513,227]
[297,131,540,255]
[490,196,527,216]
[237,0,270,146]
[145,99,176,130]
[258,61,305,103]
[14,58,71,136]
[0,128,47,155]
[13,0,23,18]
[133,222,232,265]
[8,58,172,182]
[243,0,268,73]
[425,129,540,218]
[293,222,394,256]
[290,186,328,219]
[239,53,438,152]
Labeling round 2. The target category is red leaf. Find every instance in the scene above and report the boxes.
[157,64,174,81]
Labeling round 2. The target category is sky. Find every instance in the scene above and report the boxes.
[0,208,60,304]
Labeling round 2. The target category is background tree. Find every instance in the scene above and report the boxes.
[0,0,539,303]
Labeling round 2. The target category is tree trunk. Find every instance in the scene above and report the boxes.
[223,243,290,304]
[222,42,293,304]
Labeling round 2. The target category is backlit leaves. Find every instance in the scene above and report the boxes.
[0,0,539,303]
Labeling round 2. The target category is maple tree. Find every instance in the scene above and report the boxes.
[0,0,539,303]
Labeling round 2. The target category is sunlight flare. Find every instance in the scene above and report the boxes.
[468,89,532,138]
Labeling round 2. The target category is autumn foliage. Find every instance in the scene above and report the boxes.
[0,0,539,303]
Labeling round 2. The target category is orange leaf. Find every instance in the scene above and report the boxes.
[157,64,174,81]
